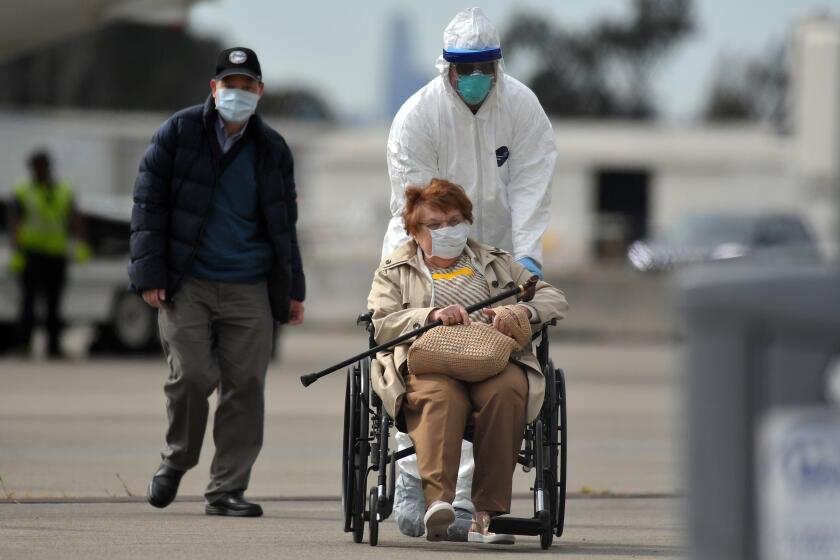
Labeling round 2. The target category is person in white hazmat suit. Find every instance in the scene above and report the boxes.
[383,7,558,540]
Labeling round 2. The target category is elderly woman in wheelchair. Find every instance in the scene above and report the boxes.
[367,178,568,544]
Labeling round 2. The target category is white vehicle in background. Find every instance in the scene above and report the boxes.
[0,196,159,354]
[627,212,823,273]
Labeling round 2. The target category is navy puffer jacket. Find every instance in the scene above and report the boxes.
[128,95,305,322]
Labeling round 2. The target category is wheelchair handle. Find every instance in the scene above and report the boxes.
[299,276,539,387]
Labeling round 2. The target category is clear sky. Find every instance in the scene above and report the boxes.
[188,0,839,123]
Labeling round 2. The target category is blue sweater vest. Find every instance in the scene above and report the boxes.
[191,142,273,283]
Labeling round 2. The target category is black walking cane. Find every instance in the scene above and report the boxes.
[299,276,539,387]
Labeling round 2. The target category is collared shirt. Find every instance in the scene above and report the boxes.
[215,117,248,154]
[417,244,540,324]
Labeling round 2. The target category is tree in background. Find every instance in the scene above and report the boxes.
[503,0,694,119]
[702,43,787,127]
[0,21,333,121]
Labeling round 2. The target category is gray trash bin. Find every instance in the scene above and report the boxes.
[678,262,840,560]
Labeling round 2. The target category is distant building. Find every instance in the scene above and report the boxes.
[294,122,796,274]
[791,16,840,257]
[0,112,814,277]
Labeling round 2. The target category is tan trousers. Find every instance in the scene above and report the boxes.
[402,362,528,513]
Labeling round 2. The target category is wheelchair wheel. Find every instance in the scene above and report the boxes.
[533,417,553,550]
[542,361,560,539]
[368,487,379,546]
[342,361,369,543]
[539,509,553,550]
[352,358,371,544]
[556,367,568,537]
[341,368,354,533]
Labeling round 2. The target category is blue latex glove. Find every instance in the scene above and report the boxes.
[516,256,544,280]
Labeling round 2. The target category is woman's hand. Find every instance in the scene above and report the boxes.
[481,307,510,335]
[482,305,531,337]
[428,304,470,326]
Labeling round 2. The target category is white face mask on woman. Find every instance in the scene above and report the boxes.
[429,222,470,259]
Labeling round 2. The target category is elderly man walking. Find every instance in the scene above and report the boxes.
[129,47,305,517]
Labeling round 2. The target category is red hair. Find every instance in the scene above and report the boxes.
[403,179,474,236]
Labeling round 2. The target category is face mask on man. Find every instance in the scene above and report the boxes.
[215,87,260,123]
[429,222,470,259]
[457,71,493,105]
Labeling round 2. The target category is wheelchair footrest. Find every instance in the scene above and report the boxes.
[488,515,545,536]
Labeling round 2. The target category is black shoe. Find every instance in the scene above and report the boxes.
[205,492,263,517]
[147,464,185,508]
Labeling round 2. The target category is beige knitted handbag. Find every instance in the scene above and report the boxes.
[407,305,532,382]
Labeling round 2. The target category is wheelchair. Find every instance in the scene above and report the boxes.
[341,311,568,549]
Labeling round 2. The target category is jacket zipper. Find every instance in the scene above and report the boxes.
[473,118,482,241]
[184,146,220,284]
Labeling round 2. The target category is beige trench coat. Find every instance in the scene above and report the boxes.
[366,238,568,423]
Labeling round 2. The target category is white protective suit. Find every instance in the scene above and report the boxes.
[383,7,558,522]
[382,8,558,265]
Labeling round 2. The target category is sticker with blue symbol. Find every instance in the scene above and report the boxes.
[759,408,840,560]
[496,146,509,167]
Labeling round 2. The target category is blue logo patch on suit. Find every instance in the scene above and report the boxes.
[496,146,509,167]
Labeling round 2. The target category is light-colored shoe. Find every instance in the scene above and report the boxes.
[423,501,455,542]
[468,511,515,545]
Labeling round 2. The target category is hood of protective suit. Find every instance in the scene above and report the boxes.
[443,7,500,53]
[435,7,506,99]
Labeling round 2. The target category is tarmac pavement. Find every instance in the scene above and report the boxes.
[0,327,684,558]
[1,497,682,560]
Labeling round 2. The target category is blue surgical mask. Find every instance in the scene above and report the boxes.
[457,72,493,105]
[430,222,470,259]
[215,87,259,123]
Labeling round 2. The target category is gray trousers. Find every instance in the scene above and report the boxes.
[157,275,273,501]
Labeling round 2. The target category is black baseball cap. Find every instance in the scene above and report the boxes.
[215,47,262,82]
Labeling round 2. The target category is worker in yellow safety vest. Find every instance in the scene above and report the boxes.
[9,151,89,357]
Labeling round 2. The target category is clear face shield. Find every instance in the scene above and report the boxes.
[440,46,503,106]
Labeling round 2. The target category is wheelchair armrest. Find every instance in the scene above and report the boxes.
[357,310,373,327]
[531,318,557,341]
